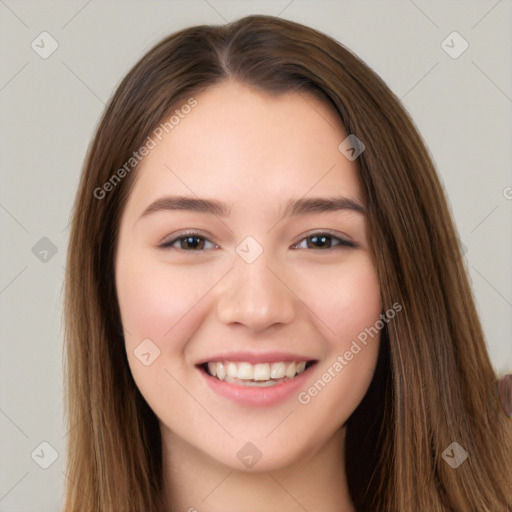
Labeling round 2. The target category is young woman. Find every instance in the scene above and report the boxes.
[63,14,512,512]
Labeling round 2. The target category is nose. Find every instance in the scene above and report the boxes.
[216,252,296,333]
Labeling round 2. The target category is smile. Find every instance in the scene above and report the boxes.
[204,360,314,387]
[196,352,318,406]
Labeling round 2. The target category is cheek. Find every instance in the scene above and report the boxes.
[294,254,382,345]
[293,255,382,414]
[331,258,382,386]
[116,251,223,353]
[115,252,213,411]
[335,263,382,343]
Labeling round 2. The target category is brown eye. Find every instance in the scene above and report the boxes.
[161,232,216,251]
[293,233,355,250]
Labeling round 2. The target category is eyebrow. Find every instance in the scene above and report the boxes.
[138,194,365,220]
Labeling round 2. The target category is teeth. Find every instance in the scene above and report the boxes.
[204,360,310,384]
[207,362,217,377]
[227,362,238,378]
[253,363,270,381]
[286,362,297,378]
[270,362,286,379]
[237,362,253,379]
[216,362,226,380]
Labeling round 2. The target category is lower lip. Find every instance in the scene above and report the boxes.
[199,364,315,407]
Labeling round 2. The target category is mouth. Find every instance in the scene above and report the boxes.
[198,360,317,387]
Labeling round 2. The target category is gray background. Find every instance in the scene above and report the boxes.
[1,1,511,510]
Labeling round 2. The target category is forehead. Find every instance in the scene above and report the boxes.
[123,80,363,219]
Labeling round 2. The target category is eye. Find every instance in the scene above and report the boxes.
[160,231,217,251]
[292,232,356,250]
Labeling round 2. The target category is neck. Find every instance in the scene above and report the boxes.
[161,426,356,512]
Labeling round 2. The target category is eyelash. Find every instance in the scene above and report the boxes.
[159,230,356,251]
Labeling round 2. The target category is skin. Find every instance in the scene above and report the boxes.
[115,80,382,512]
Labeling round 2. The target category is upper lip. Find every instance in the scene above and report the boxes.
[195,351,317,366]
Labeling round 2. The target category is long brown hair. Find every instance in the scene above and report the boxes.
[63,14,512,511]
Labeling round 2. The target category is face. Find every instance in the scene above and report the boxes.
[115,80,382,472]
